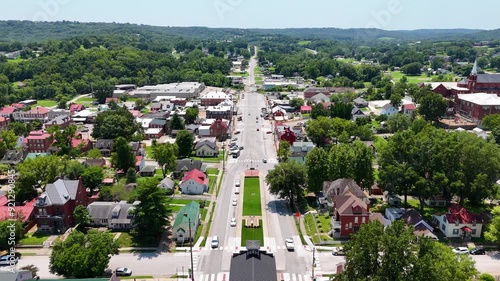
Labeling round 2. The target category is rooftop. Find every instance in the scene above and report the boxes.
[457,93,500,106]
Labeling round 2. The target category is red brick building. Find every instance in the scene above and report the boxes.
[34,178,88,234]
[25,130,53,153]
[200,92,230,106]
[69,103,85,112]
[279,127,296,145]
[332,194,370,238]
[456,93,500,121]
[420,82,469,98]
[458,60,500,95]
[0,116,10,131]
[13,106,49,123]
[209,119,229,140]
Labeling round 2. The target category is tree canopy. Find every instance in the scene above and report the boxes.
[175,130,194,159]
[92,107,139,140]
[265,161,306,209]
[111,136,135,172]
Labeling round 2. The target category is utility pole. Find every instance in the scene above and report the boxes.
[189,217,195,281]
[311,247,316,280]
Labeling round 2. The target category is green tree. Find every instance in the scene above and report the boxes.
[134,98,147,110]
[175,130,194,158]
[330,101,353,120]
[64,161,85,180]
[132,178,171,245]
[289,98,304,110]
[111,137,135,172]
[151,142,179,177]
[305,147,329,193]
[15,155,64,202]
[418,93,448,123]
[126,167,137,184]
[8,122,28,136]
[478,273,496,281]
[49,124,78,157]
[482,114,500,130]
[185,107,199,124]
[310,103,328,119]
[86,148,102,159]
[0,129,17,149]
[485,206,500,249]
[49,230,119,278]
[82,166,104,191]
[351,141,375,189]
[92,107,139,140]
[73,205,91,228]
[169,113,185,130]
[386,113,412,133]
[92,80,113,104]
[337,220,478,281]
[277,141,291,162]
[0,220,23,251]
[265,161,306,209]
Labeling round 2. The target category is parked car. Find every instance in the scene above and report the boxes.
[235,179,241,187]
[470,248,485,255]
[239,146,244,150]
[115,268,132,276]
[452,247,469,255]
[285,238,295,251]
[211,236,219,248]
[332,247,346,256]
[232,137,238,141]
[235,188,240,194]
[232,199,238,206]
[0,255,18,266]
[262,159,267,163]
[235,131,241,134]
[230,218,237,227]
[266,131,272,134]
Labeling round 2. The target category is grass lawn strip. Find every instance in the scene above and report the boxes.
[243,178,262,216]
[241,220,263,247]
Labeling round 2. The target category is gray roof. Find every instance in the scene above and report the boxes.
[352,107,365,115]
[175,158,204,172]
[39,179,81,206]
[158,177,175,189]
[150,118,167,126]
[310,93,330,102]
[230,252,277,281]
[323,178,368,202]
[95,139,114,149]
[477,74,500,83]
[45,115,70,125]
[195,138,217,150]
[87,201,139,224]
[0,149,25,165]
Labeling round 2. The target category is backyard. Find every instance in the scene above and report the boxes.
[303,213,334,245]
[243,177,262,216]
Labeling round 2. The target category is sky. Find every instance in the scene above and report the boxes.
[1,0,499,30]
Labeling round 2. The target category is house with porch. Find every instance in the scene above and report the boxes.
[195,138,219,157]
[279,127,296,145]
[288,141,315,164]
[432,203,484,239]
[87,200,139,230]
[34,178,88,234]
[173,158,207,178]
[173,201,200,243]
[95,139,114,157]
[351,107,366,121]
[180,169,209,195]
[331,194,371,238]
[381,103,398,116]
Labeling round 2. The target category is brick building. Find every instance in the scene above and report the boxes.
[456,93,500,121]
[458,59,500,95]
[25,131,53,153]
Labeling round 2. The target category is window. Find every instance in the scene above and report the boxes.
[362,217,366,223]
[349,222,352,229]
[354,217,359,224]
[441,224,446,231]
[453,229,459,235]
[345,224,348,230]
[38,208,47,216]
[472,229,477,235]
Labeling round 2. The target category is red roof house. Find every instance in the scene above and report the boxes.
[0,106,17,117]
[180,169,208,195]
[69,103,85,112]
[402,103,417,115]
[0,195,36,223]
[432,203,484,238]
[209,119,229,140]
[279,127,296,145]
[300,105,312,113]
[105,98,119,104]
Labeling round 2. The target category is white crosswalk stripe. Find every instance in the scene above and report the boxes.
[196,272,230,281]
[227,159,278,164]
[292,273,297,281]
[283,273,291,281]
[298,274,303,281]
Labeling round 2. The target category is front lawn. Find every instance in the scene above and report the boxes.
[241,221,263,246]
[190,150,224,163]
[18,233,50,245]
[206,168,219,175]
[116,232,157,248]
[243,178,262,216]
[208,175,217,194]
[373,136,387,152]
[36,100,57,107]
[74,97,97,105]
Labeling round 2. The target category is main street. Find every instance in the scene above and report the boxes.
[196,48,314,280]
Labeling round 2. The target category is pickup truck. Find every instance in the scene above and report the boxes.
[285,238,295,251]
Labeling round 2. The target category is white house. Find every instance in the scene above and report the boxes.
[351,107,367,121]
[87,201,139,230]
[432,204,484,239]
[173,201,200,243]
[180,169,209,195]
[381,103,398,116]
[158,177,175,193]
[195,138,219,157]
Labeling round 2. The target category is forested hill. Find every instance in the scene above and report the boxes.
[0,20,497,44]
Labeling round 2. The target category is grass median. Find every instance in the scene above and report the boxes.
[243,177,261,216]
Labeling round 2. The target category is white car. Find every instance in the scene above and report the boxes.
[452,247,469,255]
[235,179,241,187]
[235,188,240,194]
[211,236,219,248]
[115,267,132,276]
[332,247,346,256]
[0,255,18,266]
[285,238,295,251]
[232,199,237,206]
[230,218,237,227]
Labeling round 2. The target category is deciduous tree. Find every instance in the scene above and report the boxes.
[418,93,448,123]
[49,230,119,278]
[305,147,329,193]
[73,205,91,228]
[265,161,306,209]
[175,130,194,158]
[277,141,291,162]
[0,220,23,251]
[485,206,500,250]
[185,107,199,124]
[92,107,139,140]
[82,166,104,191]
[111,137,135,172]
[169,112,185,130]
[151,142,178,177]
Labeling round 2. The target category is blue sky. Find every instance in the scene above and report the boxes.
[1,0,499,30]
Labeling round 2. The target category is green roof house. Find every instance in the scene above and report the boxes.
[173,201,200,243]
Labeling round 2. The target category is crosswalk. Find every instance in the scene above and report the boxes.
[207,245,291,251]
[227,158,278,164]
[281,273,311,281]
[195,272,229,281]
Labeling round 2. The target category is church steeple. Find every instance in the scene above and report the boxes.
[471,58,478,76]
